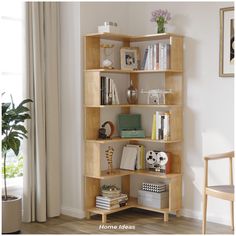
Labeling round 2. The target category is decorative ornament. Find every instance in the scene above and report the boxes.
[127,80,138,104]
[101,44,114,69]
[105,146,114,174]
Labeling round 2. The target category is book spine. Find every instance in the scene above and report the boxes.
[163,112,170,141]
[156,43,159,70]
[156,111,160,140]
[153,44,157,70]
[141,48,148,70]
[151,114,156,140]
[166,44,170,69]
[159,43,164,70]
[101,77,105,105]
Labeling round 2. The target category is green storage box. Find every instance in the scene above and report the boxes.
[117,114,145,138]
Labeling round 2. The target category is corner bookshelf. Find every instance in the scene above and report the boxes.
[84,32,183,223]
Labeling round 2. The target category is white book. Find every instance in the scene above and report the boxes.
[155,111,162,140]
[159,43,165,70]
[163,112,170,140]
[120,146,137,170]
[126,144,142,170]
[153,44,157,70]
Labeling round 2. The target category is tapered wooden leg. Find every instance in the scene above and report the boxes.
[231,201,234,231]
[164,213,169,222]
[176,210,181,217]
[202,194,208,234]
[102,214,107,223]
[86,211,91,220]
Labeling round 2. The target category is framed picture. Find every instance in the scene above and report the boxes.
[120,47,139,70]
[219,7,234,77]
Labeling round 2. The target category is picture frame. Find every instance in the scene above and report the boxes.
[219,7,234,77]
[120,47,139,70]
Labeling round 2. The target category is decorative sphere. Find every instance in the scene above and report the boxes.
[102,59,112,67]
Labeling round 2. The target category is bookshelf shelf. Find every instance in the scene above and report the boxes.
[85,69,183,73]
[85,168,182,180]
[84,32,183,224]
[86,137,182,144]
[85,32,183,42]
[84,104,182,108]
[88,197,169,218]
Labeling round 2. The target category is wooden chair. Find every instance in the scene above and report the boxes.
[202,151,234,234]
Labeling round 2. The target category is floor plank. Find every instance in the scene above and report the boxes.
[21,209,233,234]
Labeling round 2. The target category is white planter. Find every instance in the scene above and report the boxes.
[2,196,22,233]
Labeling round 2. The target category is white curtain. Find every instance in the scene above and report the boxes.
[23,2,61,222]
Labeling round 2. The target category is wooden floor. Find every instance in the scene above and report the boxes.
[21,209,233,234]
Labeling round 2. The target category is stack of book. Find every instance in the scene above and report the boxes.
[96,194,128,210]
[141,43,170,70]
[101,76,120,105]
[120,144,145,170]
[151,111,170,141]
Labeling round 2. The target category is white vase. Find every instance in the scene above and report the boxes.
[2,196,22,233]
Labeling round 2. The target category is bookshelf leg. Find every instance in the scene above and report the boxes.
[102,214,107,224]
[164,213,169,222]
[176,210,181,217]
[86,211,91,220]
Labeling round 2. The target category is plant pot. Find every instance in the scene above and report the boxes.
[2,196,22,233]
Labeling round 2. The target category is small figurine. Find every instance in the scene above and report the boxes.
[105,146,114,174]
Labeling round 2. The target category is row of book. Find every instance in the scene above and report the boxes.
[141,43,170,70]
[151,111,170,141]
[101,76,120,105]
[96,194,128,210]
[120,144,145,171]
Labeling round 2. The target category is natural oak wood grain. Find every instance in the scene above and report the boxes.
[85,142,101,177]
[85,68,183,73]
[84,72,101,106]
[85,32,183,42]
[86,137,182,144]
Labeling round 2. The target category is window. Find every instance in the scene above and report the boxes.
[1,2,25,195]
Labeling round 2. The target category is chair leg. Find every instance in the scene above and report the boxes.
[231,201,234,231]
[202,193,208,234]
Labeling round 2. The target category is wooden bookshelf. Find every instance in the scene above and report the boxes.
[84,32,183,223]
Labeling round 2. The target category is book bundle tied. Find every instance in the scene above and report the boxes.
[141,43,170,70]
[151,111,170,141]
[101,76,120,105]
[96,194,128,210]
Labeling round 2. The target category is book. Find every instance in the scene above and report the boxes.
[100,77,120,105]
[151,114,156,140]
[96,203,120,210]
[120,146,138,170]
[126,144,145,170]
[163,112,170,140]
[96,194,128,203]
[141,48,148,70]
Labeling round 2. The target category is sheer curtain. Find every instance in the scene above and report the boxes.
[23,2,61,222]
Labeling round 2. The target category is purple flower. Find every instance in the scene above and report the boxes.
[150,9,171,23]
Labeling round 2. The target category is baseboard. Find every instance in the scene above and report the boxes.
[181,208,230,226]
[61,206,85,219]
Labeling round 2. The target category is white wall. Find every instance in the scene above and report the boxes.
[60,2,234,225]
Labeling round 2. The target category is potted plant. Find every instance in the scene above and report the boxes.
[2,95,32,233]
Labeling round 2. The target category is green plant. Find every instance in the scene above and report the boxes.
[2,95,32,200]
[2,155,23,178]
